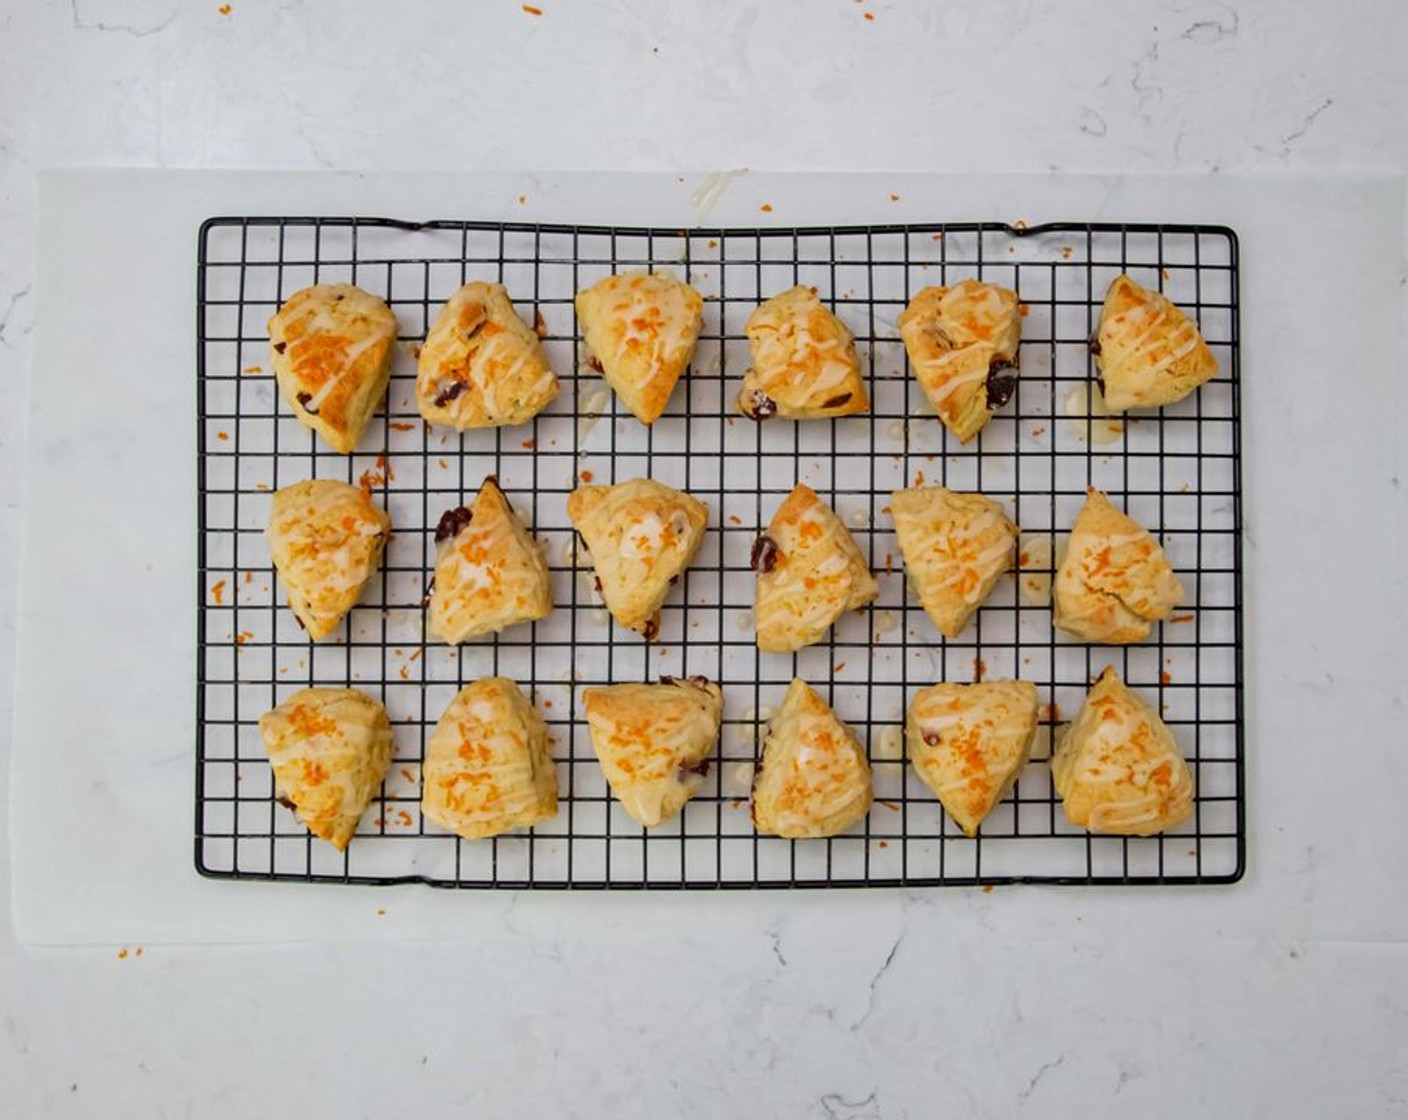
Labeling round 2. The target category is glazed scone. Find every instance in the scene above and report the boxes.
[583,677,723,828]
[754,483,878,653]
[890,486,1017,639]
[268,479,391,640]
[567,478,708,640]
[1094,274,1218,411]
[575,270,703,424]
[417,282,559,429]
[1052,666,1194,835]
[1053,489,1183,643]
[752,679,873,839]
[268,283,397,453]
[906,680,1039,836]
[427,476,553,644]
[899,280,1022,443]
[258,687,393,851]
[738,285,868,420]
[421,677,557,839]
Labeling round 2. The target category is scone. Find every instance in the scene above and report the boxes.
[1053,489,1183,643]
[906,680,1039,836]
[738,285,868,420]
[268,479,391,640]
[421,677,557,839]
[752,679,872,839]
[1052,666,1194,835]
[427,476,553,643]
[258,687,393,851]
[268,283,397,453]
[567,478,708,640]
[889,486,1017,639]
[574,269,703,424]
[582,677,723,827]
[754,483,878,652]
[417,282,559,429]
[899,280,1022,443]
[1094,274,1218,411]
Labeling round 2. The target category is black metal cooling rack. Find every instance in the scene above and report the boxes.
[195,216,1244,889]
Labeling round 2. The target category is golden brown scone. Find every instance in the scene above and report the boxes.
[738,285,868,420]
[1095,274,1218,411]
[421,677,557,839]
[574,270,703,424]
[899,280,1022,443]
[906,680,1038,836]
[1053,489,1183,643]
[268,283,397,453]
[1052,666,1194,835]
[567,478,708,640]
[889,486,1017,639]
[752,679,872,839]
[416,282,559,429]
[753,483,877,652]
[267,479,391,640]
[258,687,393,851]
[428,476,553,644]
[583,677,723,827]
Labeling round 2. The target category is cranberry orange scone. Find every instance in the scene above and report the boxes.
[574,270,703,424]
[416,282,559,429]
[1052,666,1194,836]
[268,479,391,640]
[898,280,1022,443]
[752,679,873,839]
[258,687,393,851]
[889,486,1017,639]
[906,680,1039,836]
[567,478,708,640]
[1094,274,1218,411]
[738,285,868,420]
[583,677,723,828]
[421,677,557,839]
[1053,489,1183,644]
[268,283,398,453]
[753,483,878,653]
[427,476,553,644]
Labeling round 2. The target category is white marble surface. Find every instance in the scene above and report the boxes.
[2,2,1408,1117]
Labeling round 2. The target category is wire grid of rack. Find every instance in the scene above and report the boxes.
[196,216,1244,888]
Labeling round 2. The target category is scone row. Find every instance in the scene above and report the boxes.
[258,665,1193,850]
[266,271,1217,455]
[267,477,1185,649]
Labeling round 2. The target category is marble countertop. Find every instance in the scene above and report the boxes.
[2,2,1406,1117]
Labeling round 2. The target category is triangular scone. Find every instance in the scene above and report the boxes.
[268,283,397,453]
[416,282,559,429]
[574,270,703,424]
[268,479,391,640]
[258,687,393,851]
[754,483,878,652]
[898,280,1022,443]
[1053,667,1194,835]
[890,486,1017,639]
[1095,275,1218,411]
[738,285,868,420]
[752,679,873,839]
[583,677,723,827]
[567,478,708,640]
[421,677,557,839]
[906,680,1039,836]
[1053,489,1183,643]
[428,476,553,644]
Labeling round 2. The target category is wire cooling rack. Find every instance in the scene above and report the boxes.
[196,216,1244,888]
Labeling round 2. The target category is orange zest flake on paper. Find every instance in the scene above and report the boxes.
[1170,614,1195,623]
[833,661,847,674]
[517,195,528,206]
[522,438,536,450]
[863,10,875,19]
[218,3,231,13]
[216,430,229,441]
[1019,304,1030,317]
[877,839,889,848]
[376,908,387,917]
[254,482,269,490]
[1161,671,1172,684]
[1031,426,1046,437]
[389,421,416,431]
[1061,246,1074,260]
[235,631,254,645]
[396,809,414,827]
[760,203,773,213]
[400,769,416,783]
[913,470,925,487]
[708,239,719,249]
[579,469,595,483]
[409,648,423,663]
[885,552,893,574]
[973,657,986,682]
[117,948,128,959]
[878,800,901,812]
[437,458,448,470]
[982,884,994,894]
[210,579,227,605]
[398,664,411,681]
[521,3,542,14]
[242,365,262,374]
[534,311,548,338]
[889,192,900,201]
